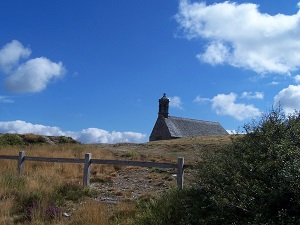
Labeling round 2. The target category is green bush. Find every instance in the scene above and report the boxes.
[0,133,24,146]
[196,109,300,224]
[59,136,69,144]
[136,109,300,224]
[135,188,216,225]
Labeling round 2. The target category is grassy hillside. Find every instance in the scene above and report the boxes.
[0,135,231,225]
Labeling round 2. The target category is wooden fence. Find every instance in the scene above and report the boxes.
[0,151,187,190]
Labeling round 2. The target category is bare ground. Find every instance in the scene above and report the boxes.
[88,136,232,203]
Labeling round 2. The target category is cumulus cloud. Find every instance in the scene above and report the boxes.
[0,120,146,144]
[0,40,31,72]
[294,74,300,83]
[0,120,64,136]
[176,1,300,74]
[169,96,183,109]
[5,57,65,93]
[241,91,264,99]
[69,128,146,144]
[274,85,300,114]
[197,41,230,65]
[0,40,65,93]
[211,93,262,120]
[194,92,262,120]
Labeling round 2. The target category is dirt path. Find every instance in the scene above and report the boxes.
[91,166,178,203]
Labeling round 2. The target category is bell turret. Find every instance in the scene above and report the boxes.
[158,93,169,118]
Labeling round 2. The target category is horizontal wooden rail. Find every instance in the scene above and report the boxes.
[0,151,188,190]
[25,156,84,163]
[0,155,18,160]
[91,159,178,168]
[0,155,179,168]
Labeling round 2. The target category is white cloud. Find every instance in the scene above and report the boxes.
[169,96,183,109]
[0,120,146,144]
[0,40,31,73]
[241,91,264,99]
[211,93,262,120]
[0,120,64,136]
[69,128,146,144]
[197,41,230,65]
[5,57,65,93]
[226,129,239,134]
[176,1,300,74]
[274,85,300,114]
[294,74,300,83]
[0,40,65,93]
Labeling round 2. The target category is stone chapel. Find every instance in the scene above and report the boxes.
[149,93,228,141]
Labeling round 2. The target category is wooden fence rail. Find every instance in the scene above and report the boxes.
[0,151,186,190]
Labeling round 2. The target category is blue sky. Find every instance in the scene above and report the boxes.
[1,0,300,143]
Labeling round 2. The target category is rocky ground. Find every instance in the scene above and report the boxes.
[85,137,231,204]
[91,166,178,204]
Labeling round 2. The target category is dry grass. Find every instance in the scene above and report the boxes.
[0,144,119,224]
[0,135,231,224]
[70,200,111,225]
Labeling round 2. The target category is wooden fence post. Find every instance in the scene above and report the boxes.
[177,157,184,190]
[83,153,91,186]
[18,151,25,176]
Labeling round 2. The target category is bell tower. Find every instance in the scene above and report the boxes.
[158,93,169,118]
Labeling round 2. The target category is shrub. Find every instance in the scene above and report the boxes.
[135,188,215,225]
[0,133,24,146]
[12,183,98,223]
[196,109,300,224]
[14,191,62,223]
[121,150,137,158]
[14,191,43,222]
[59,136,69,144]
[136,109,300,224]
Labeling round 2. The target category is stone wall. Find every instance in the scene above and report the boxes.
[149,115,171,141]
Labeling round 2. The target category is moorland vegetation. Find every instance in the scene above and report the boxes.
[0,109,300,224]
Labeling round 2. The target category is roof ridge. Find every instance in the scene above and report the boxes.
[168,116,219,124]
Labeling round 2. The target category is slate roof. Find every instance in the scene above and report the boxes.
[164,116,228,138]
